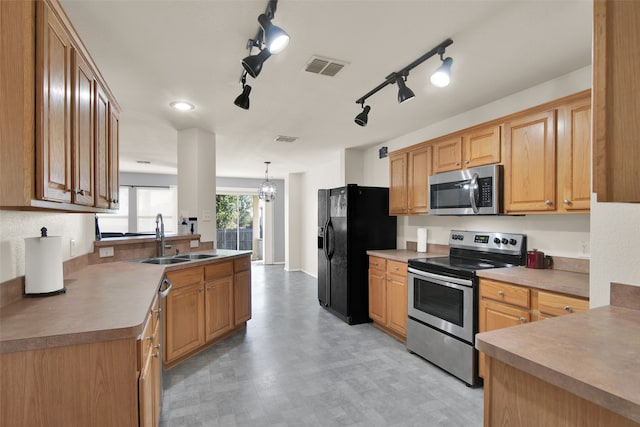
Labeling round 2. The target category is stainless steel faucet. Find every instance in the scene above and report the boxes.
[155,213,166,257]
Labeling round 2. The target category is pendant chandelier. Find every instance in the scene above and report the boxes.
[258,161,277,202]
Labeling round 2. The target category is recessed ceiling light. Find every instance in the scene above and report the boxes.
[170,101,195,111]
[136,160,151,164]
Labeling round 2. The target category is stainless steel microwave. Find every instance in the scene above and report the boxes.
[428,164,502,215]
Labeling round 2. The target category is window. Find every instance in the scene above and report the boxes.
[216,194,258,258]
[97,185,177,234]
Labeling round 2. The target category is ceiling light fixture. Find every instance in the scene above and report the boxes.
[234,74,252,110]
[354,103,371,127]
[170,101,195,111]
[234,0,290,110]
[353,38,453,126]
[258,161,277,202]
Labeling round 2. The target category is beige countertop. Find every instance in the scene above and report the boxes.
[366,248,448,263]
[0,250,251,354]
[477,266,589,299]
[476,305,640,424]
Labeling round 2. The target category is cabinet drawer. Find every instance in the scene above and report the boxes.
[480,279,530,308]
[234,256,251,272]
[204,261,233,281]
[166,266,203,289]
[369,256,386,271]
[537,291,589,317]
[386,260,407,277]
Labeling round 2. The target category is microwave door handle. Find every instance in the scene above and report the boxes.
[469,173,479,214]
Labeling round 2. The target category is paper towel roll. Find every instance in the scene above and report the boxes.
[25,236,65,295]
[417,228,428,253]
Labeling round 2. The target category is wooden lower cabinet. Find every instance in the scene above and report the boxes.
[139,297,161,427]
[478,278,588,378]
[368,256,408,340]
[163,256,252,368]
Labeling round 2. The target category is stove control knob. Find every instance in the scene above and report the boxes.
[493,237,501,244]
[509,238,517,245]
[501,238,509,245]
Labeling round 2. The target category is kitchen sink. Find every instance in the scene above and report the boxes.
[138,257,191,265]
[174,253,219,260]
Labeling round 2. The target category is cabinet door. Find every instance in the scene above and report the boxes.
[94,82,110,209]
[593,0,640,203]
[165,283,205,362]
[138,353,154,427]
[71,50,94,206]
[433,137,462,173]
[478,299,530,377]
[108,105,120,209]
[504,110,556,213]
[368,269,386,324]
[388,152,407,215]
[464,125,501,168]
[205,276,233,342]
[234,270,252,325]
[36,1,72,203]
[386,274,407,336]
[407,146,432,214]
[558,98,591,212]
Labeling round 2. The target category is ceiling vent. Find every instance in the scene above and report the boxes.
[305,56,347,77]
[274,135,298,143]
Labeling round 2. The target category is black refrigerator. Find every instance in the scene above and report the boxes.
[318,185,397,325]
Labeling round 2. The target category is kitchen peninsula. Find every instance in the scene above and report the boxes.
[476,283,640,427]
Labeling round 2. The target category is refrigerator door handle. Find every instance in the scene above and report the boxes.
[325,219,334,259]
[322,218,330,259]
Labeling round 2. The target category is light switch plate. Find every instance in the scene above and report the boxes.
[190,240,199,248]
[99,247,114,258]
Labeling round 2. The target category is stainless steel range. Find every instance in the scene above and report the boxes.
[406,230,527,386]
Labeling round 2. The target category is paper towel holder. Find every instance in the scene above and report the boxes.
[24,227,67,297]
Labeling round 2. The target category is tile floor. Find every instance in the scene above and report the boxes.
[159,264,483,427]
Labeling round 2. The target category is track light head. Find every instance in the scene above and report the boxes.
[354,104,371,127]
[431,57,453,88]
[395,75,415,104]
[258,13,290,54]
[234,84,251,110]
[242,48,272,78]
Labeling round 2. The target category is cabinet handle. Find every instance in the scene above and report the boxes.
[152,352,160,358]
[199,287,204,293]
[147,333,155,341]
[154,344,161,350]
[564,305,572,312]
[563,199,570,205]
[153,308,162,315]
[387,278,391,282]
[72,189,85,196]
[465,160,470,165]
[545,200,552,206]
[519,317,527,323]
[455,162,460,166]
[498,290,505,297]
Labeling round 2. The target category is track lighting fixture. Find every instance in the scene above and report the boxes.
[430,49,453,88]
[234,74,251,110]
[354,103,371,127]
[233,0,289,109]
[395,75,415,104]
[354,38,453,126]
[257,13,289,54]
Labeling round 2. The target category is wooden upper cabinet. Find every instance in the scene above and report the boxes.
[407,145,432,214]
[464,125,501,168]
[504,110,557,213]
[433,137,462,173]
[109,106,120,209]
[388,152,408,215]
[557,95,591,212]
[94,82,110,209]
[36,0,72,203]
[592,0,640,203]
[72,50,94,206]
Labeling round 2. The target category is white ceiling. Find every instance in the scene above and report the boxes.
[60,0,593,180]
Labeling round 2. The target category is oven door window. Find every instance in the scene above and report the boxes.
[414,278,464,327]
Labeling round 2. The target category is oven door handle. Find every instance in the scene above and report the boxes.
[469,172,479,214]
[408,267,473,288]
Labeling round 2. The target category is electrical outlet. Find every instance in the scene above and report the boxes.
[70,239,77,257]
[99,247,114,258]
[190,240,199,248]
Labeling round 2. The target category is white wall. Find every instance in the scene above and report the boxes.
[0,212,94,283]
[590,196,640,307]
[285,173,303,271]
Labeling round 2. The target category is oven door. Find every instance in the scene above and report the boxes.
[408,268,475,343]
